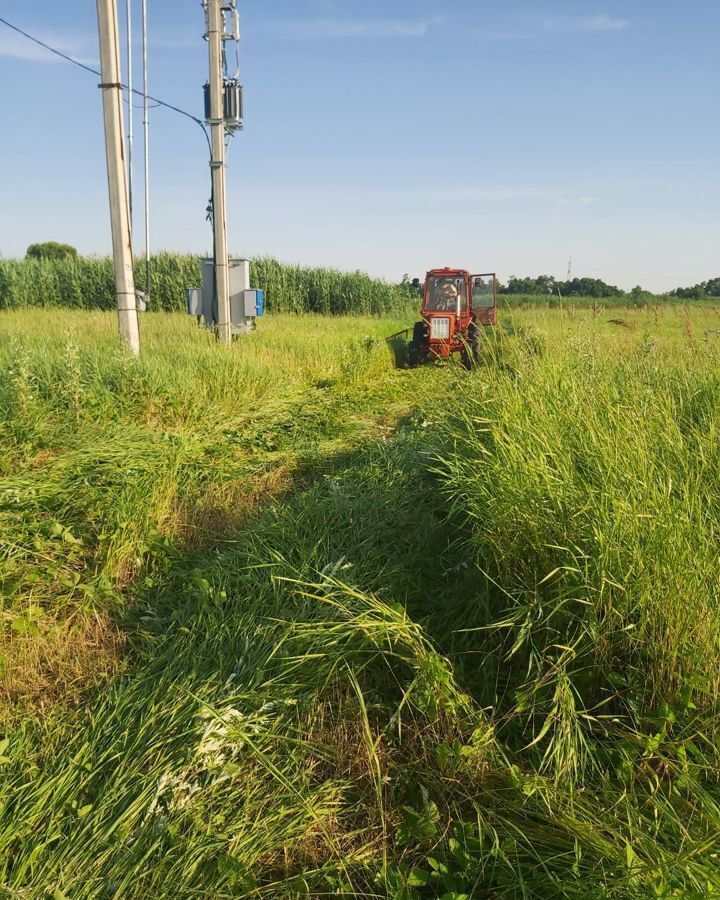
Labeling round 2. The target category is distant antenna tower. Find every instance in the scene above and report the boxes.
[567,256,572,280]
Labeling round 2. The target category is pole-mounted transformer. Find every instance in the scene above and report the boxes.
[203,78,243,132]
[202,0,243,133]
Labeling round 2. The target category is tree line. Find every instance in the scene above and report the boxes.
[669,278,720,299]
[501,274,720,299]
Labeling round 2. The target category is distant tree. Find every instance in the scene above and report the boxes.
[500,277,525,295]
[705,278,720,297]
[501,276,556,295]
[501,274,626,297]
[535,275,557,295]
[627,285,654,305]
[558,277,624,298]
[26,241,78,261]
[671,283,705,300]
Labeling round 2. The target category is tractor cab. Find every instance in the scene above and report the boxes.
[408,268,497,367]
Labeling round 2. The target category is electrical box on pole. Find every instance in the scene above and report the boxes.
[187,258,264,334]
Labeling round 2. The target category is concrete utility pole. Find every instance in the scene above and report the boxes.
[142,0,151,300]
[125,0,133,228]
[206,0,231,345]
[97,0,140,355]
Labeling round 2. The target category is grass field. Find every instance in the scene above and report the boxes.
[1,304,720,897]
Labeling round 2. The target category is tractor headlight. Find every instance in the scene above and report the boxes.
[430,318,450,339]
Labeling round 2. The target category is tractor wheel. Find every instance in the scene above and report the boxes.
[408,322,428,368]
[412,321,428,343]
[461,322,481,370]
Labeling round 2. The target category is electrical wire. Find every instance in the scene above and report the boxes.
[1,12,226,324]
[0,14,211,156]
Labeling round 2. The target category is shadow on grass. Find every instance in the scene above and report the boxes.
[122,413,499,703]
[387,334,410,368]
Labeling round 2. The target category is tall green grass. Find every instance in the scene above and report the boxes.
[0,255,414,315]
[1,306,720,896]
[430,317,720,763]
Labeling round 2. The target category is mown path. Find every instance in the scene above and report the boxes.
[0,328,476,897]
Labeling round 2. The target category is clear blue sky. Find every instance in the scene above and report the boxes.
[0,1,718,291]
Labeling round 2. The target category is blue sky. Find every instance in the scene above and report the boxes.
[0,1,718,291]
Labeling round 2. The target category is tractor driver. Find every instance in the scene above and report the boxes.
[436,280,463,311]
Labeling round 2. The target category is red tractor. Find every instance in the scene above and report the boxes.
[408,268,497,368]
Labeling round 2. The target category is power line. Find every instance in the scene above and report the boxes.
[0,14,210,155]
[1,10,219,317]
[0,15,101,76]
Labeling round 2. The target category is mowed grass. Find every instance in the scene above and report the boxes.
[0,305,720,897]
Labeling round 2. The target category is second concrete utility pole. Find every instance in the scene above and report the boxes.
[97,0,140,355]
